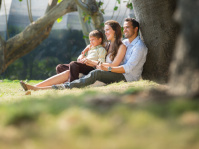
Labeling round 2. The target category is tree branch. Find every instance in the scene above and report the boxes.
[45,0,58,13]
[3,0,9,39]
[6,0,76,58]
[0,35,5,45]
[26,0,33,23]
[3,0,77,71]
[74,0,90,13]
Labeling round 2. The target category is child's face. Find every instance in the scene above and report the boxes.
[89,36,102,47]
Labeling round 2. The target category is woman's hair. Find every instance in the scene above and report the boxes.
[104,20,122,61]
[89,30,104,44]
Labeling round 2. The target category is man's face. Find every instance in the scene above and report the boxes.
[123,21,136,38]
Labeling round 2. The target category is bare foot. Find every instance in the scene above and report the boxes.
[20,81,39,91]
[25,83,39,91]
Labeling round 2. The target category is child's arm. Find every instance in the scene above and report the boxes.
[81,44,91,56]
[77,45,91,62]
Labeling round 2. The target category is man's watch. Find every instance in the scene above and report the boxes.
[108,66,112,72]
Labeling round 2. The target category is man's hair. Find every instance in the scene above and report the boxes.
[89,30,104,44]
[125,18,139,33]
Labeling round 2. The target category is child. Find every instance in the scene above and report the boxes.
[56,30,107,82]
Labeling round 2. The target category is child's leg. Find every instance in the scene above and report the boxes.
[69,61,94,82]
[56,64,69,74]
[35,70,70,87]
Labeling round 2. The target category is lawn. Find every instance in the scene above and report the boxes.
[0,80,199,149]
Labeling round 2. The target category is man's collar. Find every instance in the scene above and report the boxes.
[129,36,140,46]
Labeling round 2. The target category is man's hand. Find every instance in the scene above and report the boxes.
[96,63,108,71]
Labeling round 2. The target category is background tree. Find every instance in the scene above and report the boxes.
[169,0,199,97]
[132,0,178,83]
[0,0,103,74]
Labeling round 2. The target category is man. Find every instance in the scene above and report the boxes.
[52,18,148,89]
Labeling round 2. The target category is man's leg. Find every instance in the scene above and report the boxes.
[63,69,126,89]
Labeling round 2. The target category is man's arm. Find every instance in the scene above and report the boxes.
[96,65,125,73]
[111,66,125,73]
[122,44,146,74]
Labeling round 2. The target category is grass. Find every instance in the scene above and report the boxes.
[0,80,199,149]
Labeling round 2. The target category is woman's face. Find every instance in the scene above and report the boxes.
[104,24,115,41]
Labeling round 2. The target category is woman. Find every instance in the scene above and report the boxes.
[20,20,126,91]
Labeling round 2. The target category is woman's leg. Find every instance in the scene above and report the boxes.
[35,70,70,87]
[21,82,52,91]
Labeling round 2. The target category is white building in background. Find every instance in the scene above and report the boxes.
[0,0,134,39]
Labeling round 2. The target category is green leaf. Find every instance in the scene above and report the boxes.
[97,1,104,7]
[19,0,23,1]
[88,16,91,24]
[100,23,104,27]
[121,26,124,33]
[127,3,133,10]
[117,0,120,4]
[114,6,118,11]
[83,14,91,23]
[57,16,63,23]
[57,0,62,4]
[100,9,105,14]
[83,35,89,39]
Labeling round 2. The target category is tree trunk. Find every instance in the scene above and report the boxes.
[77,6,93,44]
[132,0,178,83]
[0,0,77,74]
[75,0,104,44]
[169,0,199,97]
[0,0,2,10]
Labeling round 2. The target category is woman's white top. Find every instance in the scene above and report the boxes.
[105,53,112,63]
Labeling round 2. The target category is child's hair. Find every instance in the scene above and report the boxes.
[89,30,104,44]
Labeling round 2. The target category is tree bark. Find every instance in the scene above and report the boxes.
[169,0,199,97]
[132,0,178,83]
[0,0,77,73]
[0,36,5,73]
[0,0,2,10]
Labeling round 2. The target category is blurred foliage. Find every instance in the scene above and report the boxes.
[0,27,86,80]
